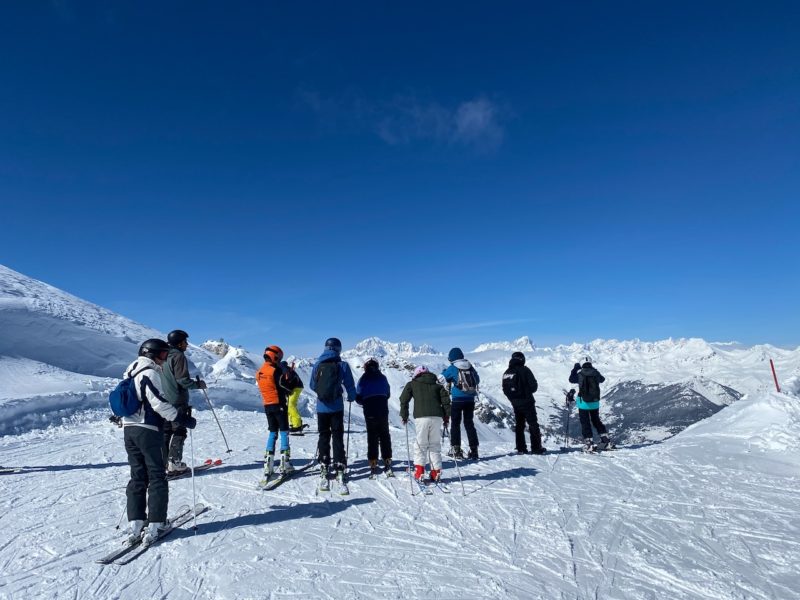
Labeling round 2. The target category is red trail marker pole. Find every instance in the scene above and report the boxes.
[769,359,781,393]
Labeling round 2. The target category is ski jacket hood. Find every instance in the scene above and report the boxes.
[121,357,178,431]
[442,359,480,401]
[508,357,525,368]
[316,348,341,363]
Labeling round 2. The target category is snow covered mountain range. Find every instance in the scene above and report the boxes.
[1,263,799,443]
[2,263,800,599]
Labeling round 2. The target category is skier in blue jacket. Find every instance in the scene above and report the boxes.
[441,347,481,460]
[309,337,357,483]
[355,357,393,476]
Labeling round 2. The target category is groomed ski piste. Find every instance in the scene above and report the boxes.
[1,391,799,599]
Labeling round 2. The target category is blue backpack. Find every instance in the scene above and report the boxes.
[109,367,151,417]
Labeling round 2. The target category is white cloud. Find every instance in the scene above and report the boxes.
[299,89,507,151]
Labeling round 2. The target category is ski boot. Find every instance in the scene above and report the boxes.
[531,447,547,455]
[141,522,168,547]
[582,438,598,453]
[335,463,349,495]
[167,460,189,474]
[414,464,425,481]
[467,447,479,460]
[264,452,275,477]
[280,450,294,474]
[597,436,616,451]
[368,459,378,479]
[319,463,330,491]
[448,446,465,460]
[384,458,395,478]
[126,519,145,545]
[516,448,529,455]
[429,469,441,482]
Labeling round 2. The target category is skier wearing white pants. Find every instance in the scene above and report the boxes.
[400,366,451,482]
[413,416,444,473]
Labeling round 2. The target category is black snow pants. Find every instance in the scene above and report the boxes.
[125,425,169,523]
[317,411,345,468]
[513,401,543,452]
[450,401,479,450]
[365,415,392,461]
[578,408,608,439]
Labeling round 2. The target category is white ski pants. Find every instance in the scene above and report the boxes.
[413,416,443,470]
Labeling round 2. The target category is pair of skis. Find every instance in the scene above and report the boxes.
[95,503,210,565]
[415,477,451,495]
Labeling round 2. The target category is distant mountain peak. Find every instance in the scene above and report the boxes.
[342,337,438,358]
[472,336,535,353]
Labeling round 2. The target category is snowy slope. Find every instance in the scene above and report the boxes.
[1,391,798,599]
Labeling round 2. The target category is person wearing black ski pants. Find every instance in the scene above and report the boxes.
[514,402,543,453]
[450,401,479,450]
[579,409,607,439]
[125,427,169,523]
[317,411,345,466]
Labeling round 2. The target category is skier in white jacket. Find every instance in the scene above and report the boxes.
[122,339,196,546]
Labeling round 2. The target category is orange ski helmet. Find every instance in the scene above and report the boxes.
[263,345,284,364]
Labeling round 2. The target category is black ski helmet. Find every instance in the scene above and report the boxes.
[167,329,189,347]
[325,337,342,352]
[511,351,526,364]
[139,338,170,359]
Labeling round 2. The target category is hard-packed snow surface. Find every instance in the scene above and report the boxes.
[1,392,799,599]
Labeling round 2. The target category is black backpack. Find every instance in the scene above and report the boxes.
[315,360,341,401]
[580,374,601,402]
[455,366,478,394]
[501,366,525,400]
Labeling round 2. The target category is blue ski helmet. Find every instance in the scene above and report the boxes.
[448,347,464,362]
[325,337,342,352]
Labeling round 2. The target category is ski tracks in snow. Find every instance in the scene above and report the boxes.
[1,410,799,599]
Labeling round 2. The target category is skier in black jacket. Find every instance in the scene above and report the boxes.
[568,356,614,452]
[502,351,546,454]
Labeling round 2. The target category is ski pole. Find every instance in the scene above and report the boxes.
[197,377,232,453]
[345,399,352,475]
[114,500,127,530]
[405,421,413,496]
[562,389,575,448]
[442,424,465,496]
[189,427,198,532]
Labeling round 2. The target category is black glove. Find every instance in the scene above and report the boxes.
[195,379,207,390]
[177,405,193,419]
[443,417,450,428]
[573,363,581,370]
[175,413,197,430]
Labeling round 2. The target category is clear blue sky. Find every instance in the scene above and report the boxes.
[1,2,798,356]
